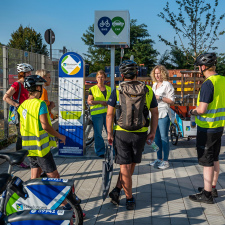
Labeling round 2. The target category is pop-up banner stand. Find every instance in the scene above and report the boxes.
[58,52,85,156]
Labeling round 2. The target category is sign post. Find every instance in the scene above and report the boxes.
[45,29,55,60]
[58,52,85,156]
[94,11,130,90]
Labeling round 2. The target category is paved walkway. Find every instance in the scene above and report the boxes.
[1,133,225,225]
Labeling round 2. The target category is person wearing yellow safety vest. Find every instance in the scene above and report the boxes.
[189,53,225,204]
[87,70,111,158]
[18,75,66,180]
[106,60,158,210]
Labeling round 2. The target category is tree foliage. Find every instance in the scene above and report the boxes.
[158,0,225,63]
[8,25,48,55]
[82,19,158,73]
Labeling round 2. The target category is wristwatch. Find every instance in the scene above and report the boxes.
[159,96,163,101]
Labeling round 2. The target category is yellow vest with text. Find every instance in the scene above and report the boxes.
[196,75,225,128]
[18,98,57,157]
[90,85,111,115]
[114,85,153,132]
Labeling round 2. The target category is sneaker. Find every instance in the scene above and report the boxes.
[126,196,135,210]
[17,162,30,169]
[189,191,214,204]
[109,187,121,205]
[158,161,169,169]
[198,187,218,198]
[149,159,162,166]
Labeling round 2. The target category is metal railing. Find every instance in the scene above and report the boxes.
[0,45,59,141]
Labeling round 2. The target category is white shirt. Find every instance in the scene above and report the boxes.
[152,81,175,119]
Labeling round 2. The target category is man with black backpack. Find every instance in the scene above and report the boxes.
[106,60,158,210]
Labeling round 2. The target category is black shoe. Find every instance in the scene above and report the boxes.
[189,191,214,204]
[98,154,104,158]
[109,187,121,205]
[126,196,135,210]
[198,187,218,198]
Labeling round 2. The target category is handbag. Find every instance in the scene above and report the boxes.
[8,82,21,125]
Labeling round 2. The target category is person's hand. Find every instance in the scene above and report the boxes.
[146,132,155,145]
[49,101,55,109]
[107,132,114,145]
[15,103,20,108]
[101,101,108,106]
[59,134,66,145]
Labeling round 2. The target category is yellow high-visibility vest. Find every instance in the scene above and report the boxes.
[18,98,57,157]
[114,85,153,132]
[196,75,225,128]
[90,85,111,115]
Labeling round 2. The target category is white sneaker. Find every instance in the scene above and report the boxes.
[158,161,169,169]
[150,159,162,166]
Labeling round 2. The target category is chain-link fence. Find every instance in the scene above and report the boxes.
[0,45,59,141]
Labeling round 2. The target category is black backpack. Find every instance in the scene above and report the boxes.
[115,81,149,131]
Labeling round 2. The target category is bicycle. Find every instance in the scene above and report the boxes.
[0,150,83,225]
[84,105,94,146]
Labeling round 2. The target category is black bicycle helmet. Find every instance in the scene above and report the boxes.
[119,60,138,78]
[24,75,46,92]
[195,53,217,67]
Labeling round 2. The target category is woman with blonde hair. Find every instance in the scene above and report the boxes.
[87,70,111,157]
[149,65,175,169]
[35,69,55,119]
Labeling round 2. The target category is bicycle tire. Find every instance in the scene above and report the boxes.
[64,197,83,225]
[170,124,178,145]
[85,123,94,146]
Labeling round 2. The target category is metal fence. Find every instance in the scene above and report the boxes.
[0,45,59,141]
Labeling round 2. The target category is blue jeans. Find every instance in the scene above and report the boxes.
[92,113,107,156]
[155,114,170,161]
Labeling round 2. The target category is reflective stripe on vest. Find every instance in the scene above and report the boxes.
[18,98,57,157]
[196,75,225,128]
[90,85,111,115]
[114,84,153,133]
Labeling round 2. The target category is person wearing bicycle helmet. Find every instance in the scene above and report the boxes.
[149,65,175,169]
[87,70,111,157]
[17,75,66,179]
[106,60,158,210]
[189,53,225,204]
[3,63,34,169]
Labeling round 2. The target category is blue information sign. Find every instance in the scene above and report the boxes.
[58,52,85,156]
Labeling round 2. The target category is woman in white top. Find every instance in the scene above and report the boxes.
[149,65,175,169]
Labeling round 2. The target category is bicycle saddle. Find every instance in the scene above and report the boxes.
[0,150,28,165]
[0,173,12,194]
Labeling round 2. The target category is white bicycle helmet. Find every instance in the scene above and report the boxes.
[17,63,34,73]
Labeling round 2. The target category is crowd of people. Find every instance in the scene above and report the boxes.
[2,52,225,213]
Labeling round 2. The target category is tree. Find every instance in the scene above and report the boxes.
[82,19,158,73]
[216,53,225,76]
[8,25,48,55]
[158,47,194,69]
[158,0,225,63]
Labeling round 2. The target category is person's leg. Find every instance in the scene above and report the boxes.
[46,169,60,178]
[212,161,220,186]
[158,115,170,161]
[16,124,22,151]
[102,113,107,133]
[120,164,133,199]
[92,114,106,156]
[30,167,42,179]
[204,166,214,192]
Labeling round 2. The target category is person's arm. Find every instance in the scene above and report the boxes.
[155,83,175,104]
[190,102,208,116]
[3,86,19,107]
[39,113,66,144]
[87,94,107,106]
[146,107,158,144]
[106,105,115,145]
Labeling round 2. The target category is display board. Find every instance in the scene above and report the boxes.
[58,52,85,156]
[94,10,130,47]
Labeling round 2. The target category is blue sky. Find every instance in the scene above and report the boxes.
[1,0,225,60]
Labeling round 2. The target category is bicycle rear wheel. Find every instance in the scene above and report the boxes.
[85,122,94,146]
[66,198,83,225]
[170,124,178,145]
